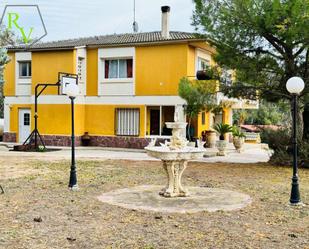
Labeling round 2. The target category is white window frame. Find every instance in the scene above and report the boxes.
[197,57,210,71]
[195,49,212,78]
[115,108,140,136]
[18,61,31,78]
[104,58,133,80]
[15,52,32,96]
[146,105,183,138]
[98,47,135,96]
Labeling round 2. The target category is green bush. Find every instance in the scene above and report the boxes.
[260,128,309,168]
[260,128,290,151]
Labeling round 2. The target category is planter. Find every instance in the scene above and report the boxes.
[205,131,216,148]
[233,137,245,153]
[216,140,228,156]
[196,70,213,80]
[81,132,91,146]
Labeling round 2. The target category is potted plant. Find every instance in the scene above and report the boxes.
[232,126,246,152]
[81,132,91,146]
[213,123,233,156]
[178,77,215,143]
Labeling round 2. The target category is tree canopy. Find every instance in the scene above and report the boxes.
[192,0,308,104]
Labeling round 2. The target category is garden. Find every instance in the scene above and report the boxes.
[0,157,309,249]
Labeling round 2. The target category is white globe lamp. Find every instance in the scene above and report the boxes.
[286,77,305,94]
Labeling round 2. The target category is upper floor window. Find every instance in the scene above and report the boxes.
[105,59,133,79]
[198,57,210,71]
[19,61,31,78]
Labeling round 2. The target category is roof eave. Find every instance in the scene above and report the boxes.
[7,38,207,52]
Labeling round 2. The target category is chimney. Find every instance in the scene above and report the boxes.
[161,6,170,39]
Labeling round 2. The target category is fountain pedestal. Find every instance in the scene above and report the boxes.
[145,120,205,198]
[160,160,188,197]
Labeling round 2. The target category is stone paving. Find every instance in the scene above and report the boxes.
[0,142,270,164]
[97,185,252,213]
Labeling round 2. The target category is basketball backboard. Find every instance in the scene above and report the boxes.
[58,72,78,95]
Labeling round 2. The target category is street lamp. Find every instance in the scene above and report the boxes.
[286,76,305,205]
[66,83,80,190]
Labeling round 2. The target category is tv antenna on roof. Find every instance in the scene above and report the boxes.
[133,0,139,32]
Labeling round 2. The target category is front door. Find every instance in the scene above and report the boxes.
[18,109,31,143]
[150,109,160,135]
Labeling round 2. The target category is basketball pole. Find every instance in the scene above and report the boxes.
[23,82,61,150]
[22,72,78,151]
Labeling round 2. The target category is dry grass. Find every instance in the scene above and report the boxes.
[0,158,309,249]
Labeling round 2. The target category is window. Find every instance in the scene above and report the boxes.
[105,59,133,79]
[202,112,206,125]
[198,57,210,71]
[24,113,30,126]
[77,57,85,82]
[19,61,31,78]
[116,108,140,136]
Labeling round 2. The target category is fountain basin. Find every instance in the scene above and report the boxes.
[165,122,187,129]
[145,146,205,197]
[145,146,205,161]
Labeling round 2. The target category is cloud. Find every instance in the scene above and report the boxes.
[0,0,195,41]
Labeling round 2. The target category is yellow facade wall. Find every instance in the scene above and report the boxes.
[86,48,98,96]
[9,104,146,137]
[3,52,15,96]
[31,50,74,95]
[85,105,145,137]
[135,44,188,95]
[223,108,232,125]
[37,104,85,136]
[9,104,33,142]
[187,46,196,78]
[196,111,212,138]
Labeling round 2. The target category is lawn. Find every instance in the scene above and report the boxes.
[0,158,308,249]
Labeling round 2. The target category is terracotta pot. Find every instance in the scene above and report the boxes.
[216,140,228,156]
[233,137,245,153]
[81,132,91,146]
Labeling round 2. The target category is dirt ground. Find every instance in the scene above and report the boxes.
[0,157,308,249]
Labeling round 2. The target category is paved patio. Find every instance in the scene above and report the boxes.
[0,142,270,163]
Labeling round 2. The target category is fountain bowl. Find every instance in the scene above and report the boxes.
[145,146,205,161]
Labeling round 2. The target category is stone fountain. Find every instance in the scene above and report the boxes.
[145,106,206,197]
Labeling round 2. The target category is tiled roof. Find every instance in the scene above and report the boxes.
[8,31,205,51]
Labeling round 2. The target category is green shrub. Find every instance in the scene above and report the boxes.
[261,128,309,168]
[260,128,290,151]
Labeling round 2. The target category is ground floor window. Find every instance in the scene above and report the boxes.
[115,108,140,136]
[147,106,175,136]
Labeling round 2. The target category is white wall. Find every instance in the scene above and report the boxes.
[15,52,32,96]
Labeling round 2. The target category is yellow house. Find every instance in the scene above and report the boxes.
[2,7,257,148]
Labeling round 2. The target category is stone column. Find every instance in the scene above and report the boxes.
[159,160,188,197]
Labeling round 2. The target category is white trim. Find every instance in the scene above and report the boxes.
[144,106,147,137]
[76,47,87,96]
[4,95,186,106]
[3,101,10,132]
[195,48,212,74]
[15,52,32,96]
[98,47,135,96]
[146,135,172,139]
[159,106,162,136]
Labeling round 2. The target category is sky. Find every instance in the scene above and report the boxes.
[0,0,195,42]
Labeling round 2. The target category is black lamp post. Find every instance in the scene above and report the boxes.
[66,83,80,190]
[286,77,305,205]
